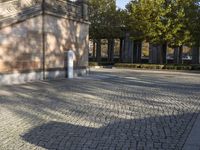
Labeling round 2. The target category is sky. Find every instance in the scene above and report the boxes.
[116,0,130,9]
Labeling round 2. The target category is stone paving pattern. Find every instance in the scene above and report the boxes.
[0,68,200,150]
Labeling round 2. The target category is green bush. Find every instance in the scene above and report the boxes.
[115,63,200,70]
[89,62,99,66]
[91,62,200,71]
[191,65,200,70]
[164,64,192,70]
[115,63,164,69]
[114,63,141,68]
[140,64,164,69]
[89,62,114,67]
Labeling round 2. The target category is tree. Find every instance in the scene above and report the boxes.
[88,0,125,62]
[126,0,200,64]
[187,1,200,64]
[126,0,199,45]
[126,0,170,64]
[88,0,122,39]
[187,1,200,45]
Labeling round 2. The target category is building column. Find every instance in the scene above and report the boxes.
[149,44,158,64]
[107,39,115,62]
[96,39,101,63]
[123,33,130,62]
[92,40,96,61]
[123,33,134,63]
[133,41,142,63]
[159,43,167,64]
[192,46,200,64]
[129,40,134,63]
[157,44,167,64]
[156,45,162,64]
[119,38,124,63]
[149,44,167,64]
[174,46,183,64]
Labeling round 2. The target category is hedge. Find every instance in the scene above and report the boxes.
[114,63,200,70]
[89,62,114,66]
[89,62,200,70]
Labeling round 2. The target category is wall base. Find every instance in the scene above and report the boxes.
[0,69,89,85]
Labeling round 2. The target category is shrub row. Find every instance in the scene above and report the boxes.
[89,62,114,66]
[114,63,200,70]
[89,62,200,70]
[191,64,200,70]
[114,63,164,69]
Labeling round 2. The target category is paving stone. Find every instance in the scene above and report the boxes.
[0,68,200,150]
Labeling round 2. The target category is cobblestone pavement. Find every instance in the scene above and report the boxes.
[0,68,200,150]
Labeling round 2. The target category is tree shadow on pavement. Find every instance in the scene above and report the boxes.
[22,113,197,150]
[0,69,200,150]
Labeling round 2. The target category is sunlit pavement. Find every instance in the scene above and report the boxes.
[0,68,200,150]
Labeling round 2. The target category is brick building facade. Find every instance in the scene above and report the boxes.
[0,0,89,84]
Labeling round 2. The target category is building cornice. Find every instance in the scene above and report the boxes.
[0,0,89,28]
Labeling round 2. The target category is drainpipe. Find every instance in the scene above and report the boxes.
[42,0,46,80]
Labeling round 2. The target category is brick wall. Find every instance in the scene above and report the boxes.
[0,16,43,73]
[0,0,89,84]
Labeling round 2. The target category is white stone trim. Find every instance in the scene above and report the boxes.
[0,71,43,85]
[0,68,88,85]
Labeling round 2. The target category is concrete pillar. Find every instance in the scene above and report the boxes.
[107,39,115,62]
[179,46,183,64]
[92,40,96,61]
[174,46,183,64]
[121,39,126,63]
[157,45,166,64]
[149,44,167,64]
[161,43,167,64]
[119,38,123,63]
[149,44,158,64]
[192,46,200,64]
[123,33,134,63]
[156,45,162,64]
[174,47,179,64]
[129,40,134,63]
[123,33,130,62]
[96,39,101,62]
[133,41,142,63]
